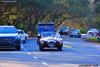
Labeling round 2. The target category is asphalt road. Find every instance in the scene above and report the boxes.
[0,36,100,67]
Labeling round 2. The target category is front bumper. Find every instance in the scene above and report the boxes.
[0,39,20,49]
[40,41,63,48]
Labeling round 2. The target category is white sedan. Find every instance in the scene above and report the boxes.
[87,28,99,37]
[17,29,28,43]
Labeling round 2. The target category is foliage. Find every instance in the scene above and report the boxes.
[87,37,98,42]
[0,0,99,35]
[80,28,87,34]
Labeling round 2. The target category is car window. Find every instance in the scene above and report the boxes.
[18,31,24,34]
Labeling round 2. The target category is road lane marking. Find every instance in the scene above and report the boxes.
[27,52,31,55]
[63,45,72,48]
[0,52,26,54]
[42,62,48,65]
[63,45,100,57]
[33,56,38,59]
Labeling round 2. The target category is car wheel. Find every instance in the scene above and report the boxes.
[23,40,26,43]
[97,38,100,42]
[70,35,72,37]
[15,45,21,51]
[78,35,81,38]
[57,47,62,51]
[37,40,40,45]
[60,33,62,35]
[39,44,44,51]
[39,47,44,51]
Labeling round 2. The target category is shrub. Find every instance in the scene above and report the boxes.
[87,37,98,42]
[80,28,87,34]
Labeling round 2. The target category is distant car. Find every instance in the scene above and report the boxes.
[87,28,99,37]
[17,29,28,43]
[69,29,81,38]
[38,32,63,51]
[59,26,69,35]
[0,26,21,50]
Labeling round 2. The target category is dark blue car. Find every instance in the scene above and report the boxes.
[0,26,21,50]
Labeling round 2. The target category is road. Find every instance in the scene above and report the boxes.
[0,36,100,67]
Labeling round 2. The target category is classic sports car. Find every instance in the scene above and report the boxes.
[17,29,28,43]
[38,32,63,51]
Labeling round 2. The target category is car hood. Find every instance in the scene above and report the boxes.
[0,33,18,37]
[40,36,62,42]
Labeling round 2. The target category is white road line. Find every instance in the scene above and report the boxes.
[27,52,31,55]
[0,52,26,54]
[33,56,38,59]
[63,45,72,48]
[42,62,48,65]
[63,45,100,57]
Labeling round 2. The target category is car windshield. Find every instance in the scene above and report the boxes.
[17,30,24,34]
[61,26,68,30]
[41,32,58,37]
[0,27,17,34]
[72,29,80,32]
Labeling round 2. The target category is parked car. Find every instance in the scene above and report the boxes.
[69,29,81,38]
[17,29,28,43]
[59,26,69,35]
[0,26,21,50]
[87,28,99,37]
[38,32,63,51]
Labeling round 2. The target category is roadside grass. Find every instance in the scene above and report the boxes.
[83,37,100,43]
[87,37,98,42]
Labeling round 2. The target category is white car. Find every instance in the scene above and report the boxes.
[87,28,99,37]
[17,29,28,43]
[38,32,63,51]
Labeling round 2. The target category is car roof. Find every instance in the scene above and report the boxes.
[0,25,15,27]
[17,29,24,31]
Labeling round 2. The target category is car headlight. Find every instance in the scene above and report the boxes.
[40,39,44,44]
[58,38,63,44]
[59,40,63,44]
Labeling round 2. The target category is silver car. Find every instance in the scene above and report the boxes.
[70,29,81,38]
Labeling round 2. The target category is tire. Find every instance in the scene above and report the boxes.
[39,47,44,51]
[78,35,81,38]
[39,44,44,51]
[57,47,62,51]
[60,33,62,35]
[15,45,21,51]
[23,40,26,43]
[97,38,100,42]
[70,35,72,37]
